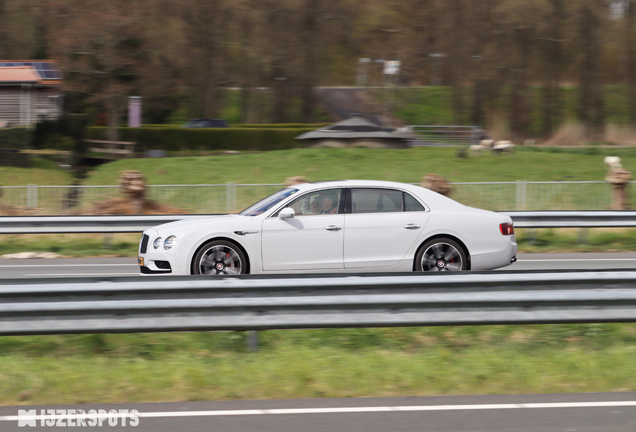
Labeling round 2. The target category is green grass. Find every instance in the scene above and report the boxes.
[389,85,636,134]
[82,146,636,186]
[1,324,635,405]
[0,159,73,186]
[0,234,139,257]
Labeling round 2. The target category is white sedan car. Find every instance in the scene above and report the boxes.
[138,180,517,275]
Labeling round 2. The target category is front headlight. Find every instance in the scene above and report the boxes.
[153,237,163,249]
[164,235,177,250]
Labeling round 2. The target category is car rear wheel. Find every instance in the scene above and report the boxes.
[193,240,247,275]
[415,238,468,272]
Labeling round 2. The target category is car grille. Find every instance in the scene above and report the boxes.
[139,234,149,254]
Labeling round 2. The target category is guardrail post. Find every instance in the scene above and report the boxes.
[103,233,112,250]
[578,228,588,245]
[247,330,258,351]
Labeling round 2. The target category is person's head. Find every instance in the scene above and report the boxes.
[310,196,320,212]
[320,193,337,211]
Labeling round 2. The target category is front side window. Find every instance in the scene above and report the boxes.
[283,189,342,216]
[351,189,402,213]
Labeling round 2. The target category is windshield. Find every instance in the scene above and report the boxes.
[239,188,299,216]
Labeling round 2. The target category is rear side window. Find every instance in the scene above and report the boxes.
[351,189,403,213]
[404,192,425,211]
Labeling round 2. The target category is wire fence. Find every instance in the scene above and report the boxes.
[0,181,628,215]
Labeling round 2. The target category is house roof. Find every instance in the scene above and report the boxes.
[0,66,42,83]
[295,115,411,140]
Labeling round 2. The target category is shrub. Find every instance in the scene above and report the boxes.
[0,127,32,167]
[86,127,317,152]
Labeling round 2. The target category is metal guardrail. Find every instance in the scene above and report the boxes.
[0,214,206,234]
[1,271,636,335]
[503,211,636,228]
[1,211,636,234]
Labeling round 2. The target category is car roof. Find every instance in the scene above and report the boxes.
[293,179,418,191]
[289,179,461,208]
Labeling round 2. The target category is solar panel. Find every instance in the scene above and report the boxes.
[0,61,62,81]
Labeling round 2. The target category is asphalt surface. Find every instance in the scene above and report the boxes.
[2,252,636,431]
[1,252,636,278]
[1,393,635,431]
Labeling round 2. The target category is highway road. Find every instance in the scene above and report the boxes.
[1,252,636,278]
[1,392,635,431]
[2,252,635,431]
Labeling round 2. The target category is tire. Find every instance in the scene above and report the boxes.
[415,237,468,272]
[192,240,247,275]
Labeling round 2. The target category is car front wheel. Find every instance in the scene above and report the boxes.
[192,240,247,275]
[415,238,468,272]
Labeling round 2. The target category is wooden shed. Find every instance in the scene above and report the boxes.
[0,61,64,127]
[295,115,411,148]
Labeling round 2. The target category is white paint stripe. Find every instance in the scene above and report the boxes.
[23,273,139,277]
[519,258,636,262]
[0,264,136,268]
[2,401,636,421]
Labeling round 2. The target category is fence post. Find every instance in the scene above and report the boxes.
[226,182,236,213]
[27,184,37,208]
[515,180,527,211]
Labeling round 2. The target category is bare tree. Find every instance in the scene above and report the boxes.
[299,0,320,123]
[576,0,606,138]
[626,0,636,123]
[180,0,228,119]
[0,0,11,58]
[538,0,567,136]
[448,0,466,124]
[46,0,146,141]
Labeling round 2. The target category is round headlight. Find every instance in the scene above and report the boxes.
[164,235,177,250]
[153,237,163,249]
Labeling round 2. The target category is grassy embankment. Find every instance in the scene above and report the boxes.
[389,85,636,138]
[4,146,636,256]
[1,324,635,405]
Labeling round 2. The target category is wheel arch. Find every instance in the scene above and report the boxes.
[413,234,471,271]
[190,237,251,275]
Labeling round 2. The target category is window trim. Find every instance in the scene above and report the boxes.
[346,187,429,214]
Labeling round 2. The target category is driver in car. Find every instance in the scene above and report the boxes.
[319,193,339,214]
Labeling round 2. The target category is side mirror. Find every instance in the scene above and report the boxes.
[279,207,295,219]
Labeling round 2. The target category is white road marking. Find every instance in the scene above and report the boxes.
[23,273,139,277]
[0,264,136,268]
[519,258,636,262]
[2,401,636,421]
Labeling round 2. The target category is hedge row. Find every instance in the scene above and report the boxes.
[0,127,32,167]
[229,123,330,129]
[86,127,316,152]
[142,123,329,129]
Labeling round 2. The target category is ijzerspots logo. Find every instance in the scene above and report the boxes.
[18,409,140,427]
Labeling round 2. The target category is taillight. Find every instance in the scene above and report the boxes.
[500,222,514,235]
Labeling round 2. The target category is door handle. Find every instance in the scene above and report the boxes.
[325,225,342,231]
[404,224,420,229]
